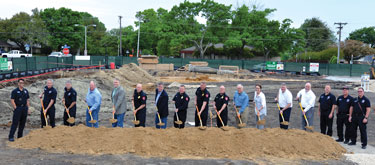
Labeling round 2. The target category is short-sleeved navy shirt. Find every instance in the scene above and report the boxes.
[318,93,336,113]
[335,95,353,115]
[214,93,229,112]
[43,86,57,108]
[134,90,147,110]
[11,87,29,106]
[351,96,371,115]
[195,87,210,110]
[173,92,190,111]
[64,87,77,108]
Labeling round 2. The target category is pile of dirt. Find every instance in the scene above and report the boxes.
[9,125,346,161]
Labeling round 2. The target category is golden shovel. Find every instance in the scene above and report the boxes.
[195,105,206,130]
[156,111,165,127]
[234,106,246,128]
[87,106,97,124]
[299,103,314,131]
[277,103,289,125]
[63,102,75,124]
[132,103,140,125]
[40,99,52,129]
[109,106,118,124]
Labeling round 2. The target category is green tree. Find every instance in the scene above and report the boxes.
[342,40,375,61]
[300,17,335,51]
[348,27,375,48]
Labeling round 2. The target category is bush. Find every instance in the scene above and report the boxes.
[295,47,343,63]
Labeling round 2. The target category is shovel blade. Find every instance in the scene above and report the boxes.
[157,123,165,126]
[281,121,289,126]
[237,123,246,128]
[109,119,117,123]
[89,120,97,124]
[132,120,140,125]
[43,125,52,129]
[305,126,314,131]
[257,120,266,125]
[67,117,75,124]
[198,126,206,130]
[174,121,183,125]
[220,126,229,131]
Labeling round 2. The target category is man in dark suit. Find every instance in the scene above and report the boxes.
[155,82,168,129]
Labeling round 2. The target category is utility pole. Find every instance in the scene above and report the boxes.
[137,15,141,58]
[119,16,123,56]
[334,22,347,64]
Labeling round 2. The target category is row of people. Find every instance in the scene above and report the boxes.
[8,79,371,149]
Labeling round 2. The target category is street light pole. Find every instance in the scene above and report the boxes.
[84,26,87,56]
[137,16,141,58]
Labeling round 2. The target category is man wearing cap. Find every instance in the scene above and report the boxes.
[348,87,371,149]
[334,86,353,143]
[9,79,30,142]
[318,85,336,136]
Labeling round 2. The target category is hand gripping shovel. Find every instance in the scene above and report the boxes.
[156,111,165,127]
[132,103,140,125]
[41,99,52,129]
[215,109,229,131]
[63,101,75,124]
[299,103,314,131]
[277,103,289,126]
[234,106,246,128]
[87,106,97,124]
[256,111,266,125]
[109,106,118,124]
[195,105,206,130]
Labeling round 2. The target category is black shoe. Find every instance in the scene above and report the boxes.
[336,139,344,142]
[362,145,367,149]
[8,138,14,142]
[344,140,349,144]
[348,142,356,146]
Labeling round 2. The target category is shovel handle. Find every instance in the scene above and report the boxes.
[233,106,243,124]
[88,106,94,121]
[215,109,225,127]
[195,105,203,127]
[299,103,310,126]
[277,103,286,122]
[40,99,49,126]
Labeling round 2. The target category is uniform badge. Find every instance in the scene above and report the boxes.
[68,92,71,96]
[202,93,204,96]
[362,100,365,103]
[221,96,224,99]
[142,96,146,100]
[17,91,20,93]
[24,91,27,94]
[346,99,349,102]
[138,96,140,99]
[339,98,342,101]
[49,90,52,94]
[327,96,330,99]
[181,96,183,99]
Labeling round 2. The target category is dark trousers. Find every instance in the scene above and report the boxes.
[40,108,55,128]
[63,107,76,126]
[174,110,187,128]
[320,112,333,136]
[135,109,146,127]
[195,109,208,127]
[350,115,367,146]
[216,110,228,128]
[336,114,351,141]
[9,106,28,139]
[279,107,291,129]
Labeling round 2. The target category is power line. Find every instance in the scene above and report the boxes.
[334,22,347,64]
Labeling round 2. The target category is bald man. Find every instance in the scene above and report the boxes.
[86,81,102,128]
[133,84,147,127]
[213,85,230,127]
[318,85,336,136]
[39,79,57,128]
[296,83,316,130]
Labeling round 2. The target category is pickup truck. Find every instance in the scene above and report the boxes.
[1,50,32,58]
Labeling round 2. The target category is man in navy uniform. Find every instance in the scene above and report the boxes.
[334,86,353,143]
[9,79,30,142]
[39,79,57,128]
[62,80,77,126]
[133,84,147,127]
[195,82,210,127]
[213,85,229,128]
[348,87,371,149]
[318,85,336,136]
[173,85,190,128]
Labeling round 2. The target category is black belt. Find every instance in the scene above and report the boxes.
[352,113,364,117]
[16,104,26,107]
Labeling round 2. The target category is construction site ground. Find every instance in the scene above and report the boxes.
[0,64,374,164]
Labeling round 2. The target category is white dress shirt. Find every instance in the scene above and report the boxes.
[278,89,293,108]
[254,92,267,116]
[297,89,316,112]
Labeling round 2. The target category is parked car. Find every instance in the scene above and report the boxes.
[2,50,32,58]
[252,63,267,71]
[48,52,72,57]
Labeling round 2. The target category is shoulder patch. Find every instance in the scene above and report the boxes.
[225,97,228,100]
[142,96,146,100]
[206,94,209,98]
[186,97,189,101]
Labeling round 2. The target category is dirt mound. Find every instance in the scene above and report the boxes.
[9,125,346,161]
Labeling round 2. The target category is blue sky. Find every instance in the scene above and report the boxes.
[0,0,374,39]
